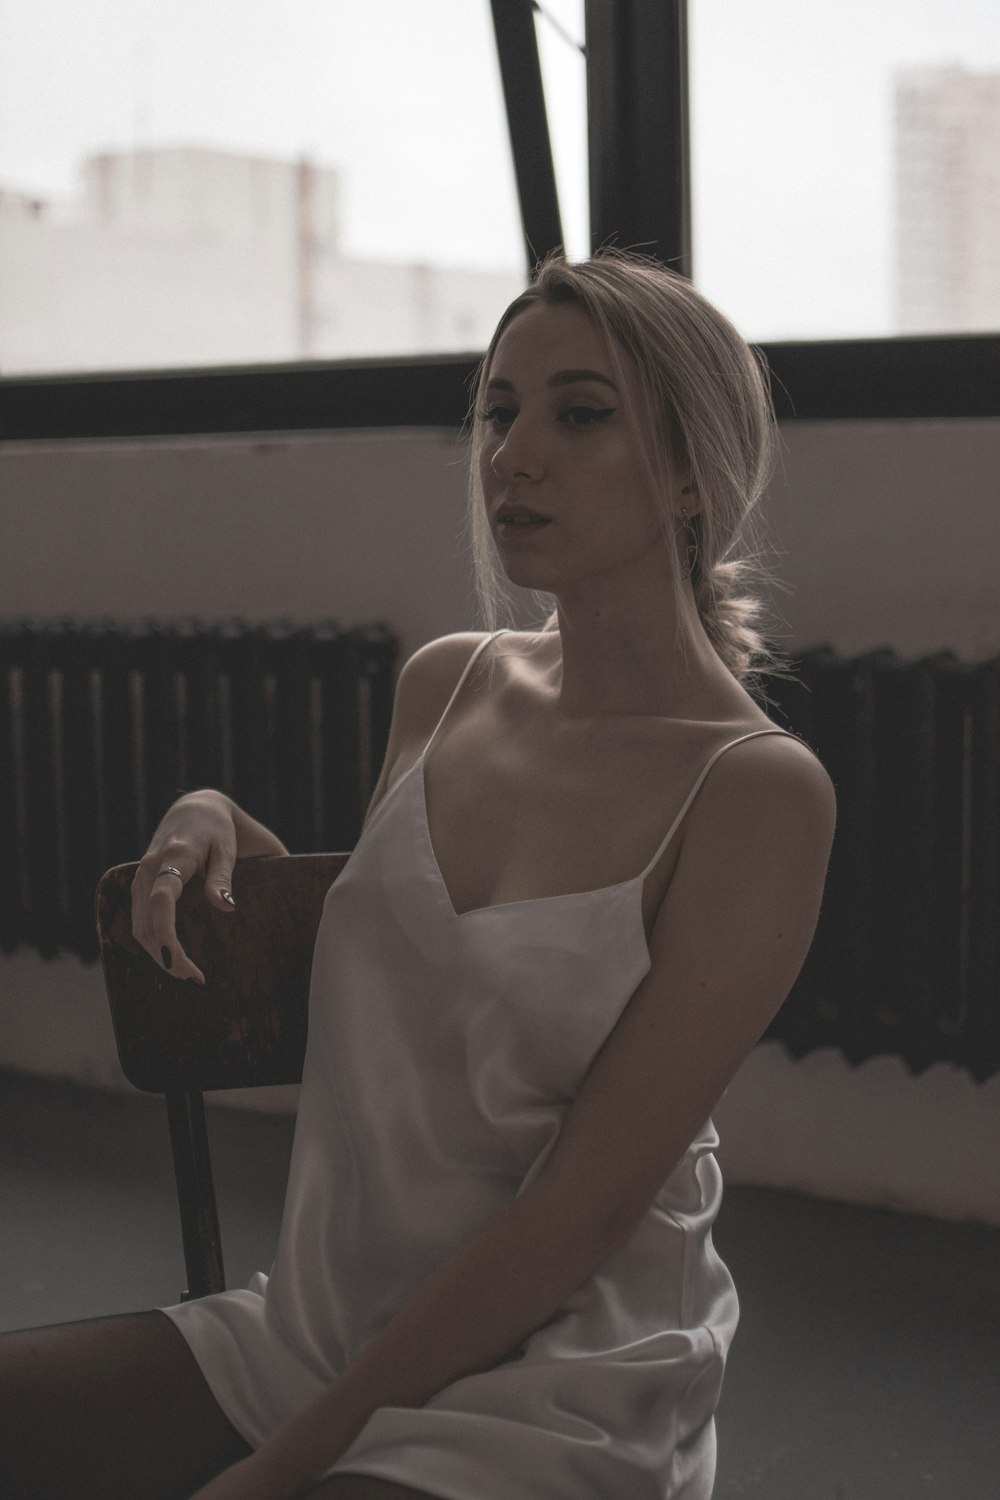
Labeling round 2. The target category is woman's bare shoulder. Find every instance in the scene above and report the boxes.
[688,725,837,840]
[392,632,493,742]
[398,630,493,694]
[363,634,492,825]
[403,631,493,675]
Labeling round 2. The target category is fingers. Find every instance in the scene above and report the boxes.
[203,840,238,914]
[130,799,240,984]
[131,847,206,985]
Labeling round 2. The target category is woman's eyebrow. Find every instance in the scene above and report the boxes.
[549,368,619,391]
[485,369,619,393]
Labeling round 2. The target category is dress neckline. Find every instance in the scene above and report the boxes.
[365,631,800,925]
[416,754,643,921]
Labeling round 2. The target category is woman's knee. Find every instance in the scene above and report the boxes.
[0,1310,251,1500]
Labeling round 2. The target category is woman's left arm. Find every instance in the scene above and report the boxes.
[193,736,836,1500]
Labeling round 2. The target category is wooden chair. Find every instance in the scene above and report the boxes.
[94,853,349,1301]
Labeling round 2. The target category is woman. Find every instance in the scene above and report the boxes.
[0,251,836,1500]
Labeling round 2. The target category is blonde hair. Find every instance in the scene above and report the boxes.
[464,248,794,702]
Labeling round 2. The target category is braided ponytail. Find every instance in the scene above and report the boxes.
[691,551,780,688]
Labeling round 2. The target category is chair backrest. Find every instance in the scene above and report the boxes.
[95,852,348,1299]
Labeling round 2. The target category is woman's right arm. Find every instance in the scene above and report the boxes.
[132,632,488,982]
[131,789,289,985]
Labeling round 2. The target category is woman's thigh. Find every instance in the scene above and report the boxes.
[0,1309,251,1500]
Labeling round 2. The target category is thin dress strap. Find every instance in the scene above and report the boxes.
[637,729,807,881]
[421,630,509,760]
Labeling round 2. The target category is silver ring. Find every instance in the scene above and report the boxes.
[155,865,184,882]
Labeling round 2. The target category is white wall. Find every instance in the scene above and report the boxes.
[2,417,998,659]
[2,418,999,1225]
[0,428,476,652]
[762,418,1000,660]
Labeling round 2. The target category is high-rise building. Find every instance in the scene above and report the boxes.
[0,146,522,375]
[894,64,1000,333]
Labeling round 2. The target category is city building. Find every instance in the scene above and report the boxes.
[894,64,1000,333]
[0,146,523,374]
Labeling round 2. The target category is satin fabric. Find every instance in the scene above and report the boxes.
[163,631,797,1498]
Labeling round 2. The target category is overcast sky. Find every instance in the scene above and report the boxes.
[1,0,997,339]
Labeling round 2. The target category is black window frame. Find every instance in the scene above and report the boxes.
[1,0,998,444]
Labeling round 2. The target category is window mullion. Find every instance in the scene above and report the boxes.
[489,0,566,272]
[585,0,691,275]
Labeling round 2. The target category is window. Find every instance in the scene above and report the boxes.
[2,1,997,433]
[689,0,1000,339]
[0,0,538,375]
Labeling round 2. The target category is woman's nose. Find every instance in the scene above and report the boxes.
[489,421,544,482]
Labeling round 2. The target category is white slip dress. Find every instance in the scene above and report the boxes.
[162,629,800,1498]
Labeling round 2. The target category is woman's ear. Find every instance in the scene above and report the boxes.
[679,482,702,516]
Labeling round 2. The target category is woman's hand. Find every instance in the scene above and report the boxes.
[131,790,240,985]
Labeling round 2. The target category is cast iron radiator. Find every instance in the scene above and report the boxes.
[1,624,997,1081]
[0,619,397,965]
[760,646,999,1083]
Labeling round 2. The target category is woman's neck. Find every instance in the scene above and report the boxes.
[537,598,743,723]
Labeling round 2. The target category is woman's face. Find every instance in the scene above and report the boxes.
[480,299,677,598]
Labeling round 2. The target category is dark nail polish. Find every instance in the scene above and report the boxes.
[161,946,172,970]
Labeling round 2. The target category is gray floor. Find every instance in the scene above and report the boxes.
[1,1070,997,1499]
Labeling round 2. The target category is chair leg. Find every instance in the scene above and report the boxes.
[164,1090,226,1300]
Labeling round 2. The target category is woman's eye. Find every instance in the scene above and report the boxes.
[480,406,516,428]
[561,405,615,427]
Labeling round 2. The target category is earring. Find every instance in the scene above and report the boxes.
[680,505,700,581]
